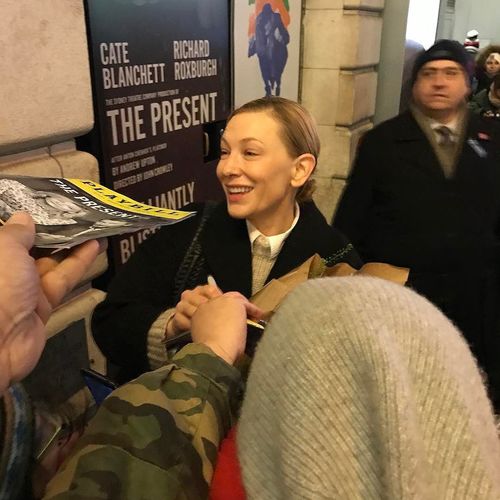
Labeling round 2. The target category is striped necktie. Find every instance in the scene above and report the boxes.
[252,235,272,295]
[435,125,454,147]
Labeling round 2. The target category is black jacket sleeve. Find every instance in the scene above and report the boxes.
[91,210,202,379]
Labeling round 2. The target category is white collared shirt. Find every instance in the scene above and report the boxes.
[246,203,300,258]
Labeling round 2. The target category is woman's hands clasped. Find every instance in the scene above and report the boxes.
[167,284,223,337]
[166,280,264,365]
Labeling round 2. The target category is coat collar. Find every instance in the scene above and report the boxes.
[392,110,426,142]
[268,201,333,280]
[391,111,446,179]
[393,107,469,141]
[200,201,335,296]
[390,109,493,181]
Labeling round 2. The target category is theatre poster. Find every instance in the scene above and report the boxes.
[83,0,230,269]
[233,0,302,107]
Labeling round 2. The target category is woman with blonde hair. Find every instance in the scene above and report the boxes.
[92,97,361,381]
[474,44,500,94]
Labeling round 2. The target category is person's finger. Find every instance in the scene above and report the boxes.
[182,289,211,308]
[172,312,190,333]
[176,301,198,320]
[36,288,53,325]
[4,211,35,228]
[1,212,35,250]
[191,284,222,300]
[35,250,67,277]
[39,240,100,308]
[205,285,223,298]
[244,301,264,320]
[36,239,106,277]
[222,292,264,319]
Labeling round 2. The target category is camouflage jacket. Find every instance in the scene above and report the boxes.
[44,344,243,500]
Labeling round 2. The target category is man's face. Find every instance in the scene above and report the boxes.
[412,60,469,118]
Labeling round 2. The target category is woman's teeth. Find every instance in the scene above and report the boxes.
[228,186,252,194]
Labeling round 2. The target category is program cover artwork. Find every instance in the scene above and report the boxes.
[0,176,195,249]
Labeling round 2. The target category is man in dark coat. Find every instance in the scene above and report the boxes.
[333,40,500,410]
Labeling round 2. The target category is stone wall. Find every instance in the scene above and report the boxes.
[0,0,107,416]
[302,0,385,221]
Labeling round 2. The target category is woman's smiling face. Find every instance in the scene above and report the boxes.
[216,111,299,235]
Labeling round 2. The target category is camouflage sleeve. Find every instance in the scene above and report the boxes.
[43,343,243,500]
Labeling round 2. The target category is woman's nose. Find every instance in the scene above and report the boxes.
[219,154,242,177]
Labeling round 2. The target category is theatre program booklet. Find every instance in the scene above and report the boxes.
[0,175,195,249]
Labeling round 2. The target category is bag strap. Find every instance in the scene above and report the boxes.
[171,201,217,304]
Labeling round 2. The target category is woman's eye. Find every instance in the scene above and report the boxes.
[220,149,229,157]
[244,150,259,157]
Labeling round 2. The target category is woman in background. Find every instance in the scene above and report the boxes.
[474,46,500,94]
[92,97,361,381]
[470,73,500,120]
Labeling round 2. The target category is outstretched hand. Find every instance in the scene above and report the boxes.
[0,212,102,391]
[191,292,263,365]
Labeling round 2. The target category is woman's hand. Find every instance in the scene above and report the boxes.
[167,284,223,337]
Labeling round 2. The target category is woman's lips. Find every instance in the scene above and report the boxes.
[226,186,253,202]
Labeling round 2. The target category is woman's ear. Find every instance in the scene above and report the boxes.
[291,153,316,188]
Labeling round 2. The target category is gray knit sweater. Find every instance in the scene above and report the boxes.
[239,276,500,499]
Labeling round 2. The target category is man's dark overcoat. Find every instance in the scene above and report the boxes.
[334,110,500,408]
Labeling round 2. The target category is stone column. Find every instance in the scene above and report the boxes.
[374,0,410,124]
[0,1,108,416]
[300,0,384,221]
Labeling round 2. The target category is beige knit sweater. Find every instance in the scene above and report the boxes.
[239,276,500,499]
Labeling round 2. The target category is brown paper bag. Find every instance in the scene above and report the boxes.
[250,254,409,318]
[325,261,409,285]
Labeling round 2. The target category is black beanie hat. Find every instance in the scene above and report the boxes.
[411,39,470,84]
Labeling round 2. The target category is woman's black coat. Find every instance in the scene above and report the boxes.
[93,200,361,380]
